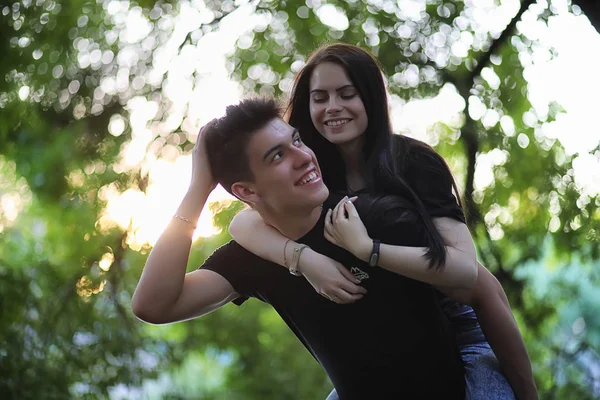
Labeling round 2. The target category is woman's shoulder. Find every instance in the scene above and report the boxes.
[390,135,465,222]
[391,135,447,175]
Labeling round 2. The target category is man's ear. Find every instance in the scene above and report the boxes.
[231,182,259,205]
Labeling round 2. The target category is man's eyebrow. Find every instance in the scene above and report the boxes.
[262,128,299,162]
[309,84,355,94]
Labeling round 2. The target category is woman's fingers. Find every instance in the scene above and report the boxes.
[338,279,367,295]
[324,209,335,240]
[334,196,348,222]
[331,199,341,223]
[323,290,363,304]
[324,230,335,244]
[337,263,362,284]
[343,200,359,218]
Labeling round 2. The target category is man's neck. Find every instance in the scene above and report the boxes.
[260,205,323,240]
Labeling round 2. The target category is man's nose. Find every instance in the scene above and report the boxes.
[291,146,312,168]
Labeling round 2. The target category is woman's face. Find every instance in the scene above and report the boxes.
[308,62,368,147]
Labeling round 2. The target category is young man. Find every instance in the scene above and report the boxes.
[132,98,465,399]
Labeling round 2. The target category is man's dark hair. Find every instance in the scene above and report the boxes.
[204,97,281,195]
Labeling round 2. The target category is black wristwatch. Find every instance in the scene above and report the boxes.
[368,240,380,267]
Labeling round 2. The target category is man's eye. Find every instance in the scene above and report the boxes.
[293,137,302,146]
[273,152,282,161]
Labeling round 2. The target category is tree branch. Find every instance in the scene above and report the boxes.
[469,0,536,84]
[459,0,536,233]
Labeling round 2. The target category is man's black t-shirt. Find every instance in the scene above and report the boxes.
[202,194,465,399]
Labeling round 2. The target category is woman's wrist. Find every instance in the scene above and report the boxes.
[297,248,317,272]
[282,239,299,267]
[354,237,373,263]
[282,240,310,276]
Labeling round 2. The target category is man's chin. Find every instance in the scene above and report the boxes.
[320,186,330,201]
[308,184,329,203]
[296,189,329,210]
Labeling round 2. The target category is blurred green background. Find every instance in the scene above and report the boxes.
[1,0,599,399]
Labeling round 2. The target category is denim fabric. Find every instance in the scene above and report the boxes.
[442,299,515,400]
[325,301,516,400]
[461,341,516,400]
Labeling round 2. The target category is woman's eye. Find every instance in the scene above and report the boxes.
[312,97,327,103]
[341,93,356,100]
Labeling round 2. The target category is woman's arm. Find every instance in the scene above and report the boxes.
[229,209,367,303]
[325,197,478,290]
[439,263,538,400]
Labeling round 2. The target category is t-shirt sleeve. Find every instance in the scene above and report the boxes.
[200,240,261,306]
[404,147,466,224]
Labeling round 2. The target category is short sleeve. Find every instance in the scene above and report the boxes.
[200,240,262,306]
[404,146,466,224]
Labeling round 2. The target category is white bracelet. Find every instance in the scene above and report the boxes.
[289,244,309,276]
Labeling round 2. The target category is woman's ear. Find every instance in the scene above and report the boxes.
[231,182,258,205]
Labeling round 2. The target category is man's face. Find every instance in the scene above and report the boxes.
[243,118,329,213]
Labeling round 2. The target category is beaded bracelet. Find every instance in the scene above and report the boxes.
[283,239,292,268]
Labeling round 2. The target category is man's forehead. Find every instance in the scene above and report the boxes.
[266,118,290,133]
[253,118,292,141]
[247,118,293,158]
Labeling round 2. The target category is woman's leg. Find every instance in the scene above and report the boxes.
[461,341,515,400]
[443,297,516,400]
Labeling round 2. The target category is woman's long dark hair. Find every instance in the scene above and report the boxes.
[287,43,463,269]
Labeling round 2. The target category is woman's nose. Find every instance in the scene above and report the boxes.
[326,97,342,114]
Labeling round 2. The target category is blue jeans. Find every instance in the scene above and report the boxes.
[449,300,515,400]
[326,301,515,400]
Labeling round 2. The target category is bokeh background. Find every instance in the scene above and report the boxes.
[1,0,600,398]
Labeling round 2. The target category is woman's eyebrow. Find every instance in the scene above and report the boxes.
[309,84,355,94]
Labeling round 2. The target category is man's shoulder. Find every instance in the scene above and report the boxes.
[202,240,269,270]
[200,240,277,304]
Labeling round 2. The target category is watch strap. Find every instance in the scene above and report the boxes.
[369,240,380,267]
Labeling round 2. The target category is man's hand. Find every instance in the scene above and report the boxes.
[190,119,218,192]
[324,196,372,262]
[299,249,367,304]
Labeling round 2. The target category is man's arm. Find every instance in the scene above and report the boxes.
[132,121,238,325]
[438,263,538,400]
[131,188,238,324]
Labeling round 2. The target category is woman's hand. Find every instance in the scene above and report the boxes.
[190,119,218,192]
[324,196,372,262]
[299,248,367,304]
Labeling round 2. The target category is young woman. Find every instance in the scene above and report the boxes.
[229,43,537,400]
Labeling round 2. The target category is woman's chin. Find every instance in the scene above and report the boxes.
[322,130,362,146]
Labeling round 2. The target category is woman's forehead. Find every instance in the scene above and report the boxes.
[310,62,353,89]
